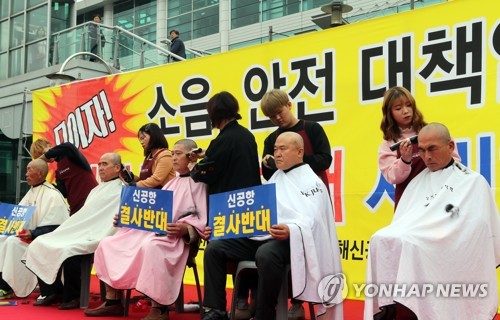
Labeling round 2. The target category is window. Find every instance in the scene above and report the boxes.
[8,47,23,77]
[0,132,31,204]
[193,5,218,38]
[1,0,9,19]
[302,0,330,11]
[28,0,46,8]
[27,5,48,43]
[10,14,24,47]
[262,0,300,22]
[26,39,47,72]
[168,1,192,17]
[11,0,23,15]
[167,13,192,41]
[0,53,7,80]
[167,0,219,41]
[231,0,260,29]
[0,20,8,51]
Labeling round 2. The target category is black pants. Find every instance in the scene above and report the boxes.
[38,254,85,302]
[0,273,12,291]
[203,238,290,320]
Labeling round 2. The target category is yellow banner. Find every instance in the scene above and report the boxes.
[33,0,500,301]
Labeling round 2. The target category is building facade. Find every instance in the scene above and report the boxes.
[0,0,445,202]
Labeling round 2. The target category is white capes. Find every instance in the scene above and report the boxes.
[24,178,123,285]
[268,164,343,319]
[364,162,500,320]
[0,182,69,297]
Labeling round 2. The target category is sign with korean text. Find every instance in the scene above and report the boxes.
[0,202,36,236]
[32,0,500,302]
[117,186,173,235]
[208,184,277,240]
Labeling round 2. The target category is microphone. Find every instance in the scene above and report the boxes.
[389,135,418,151]
[445,204,459,218]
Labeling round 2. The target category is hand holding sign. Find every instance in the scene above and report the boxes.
[0,202,36,236]
[117,186,173,235]
[208,184,278,240]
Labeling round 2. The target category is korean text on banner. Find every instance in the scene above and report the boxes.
[0,202,36,236]
[117,186,173,235]
[209,184,278,240]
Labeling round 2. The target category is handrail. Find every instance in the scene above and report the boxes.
[160,39,210,57]
[52,21,187,61]
[112,24,185,61]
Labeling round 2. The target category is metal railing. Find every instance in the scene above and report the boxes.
[50,21,209,72]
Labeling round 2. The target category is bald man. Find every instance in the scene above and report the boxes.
[0,159,69,300]
[365,123,500,320]
[24,153,124,309]
[202,132,342,320]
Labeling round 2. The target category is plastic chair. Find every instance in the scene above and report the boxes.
[230,261,316,320]
[80,254,106,309]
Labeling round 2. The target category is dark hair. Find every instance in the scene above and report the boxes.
[206,91,242,128]
[92,14,101,19]
[170,30,180,36]
[380,86,426,142]
[138,123,169,156]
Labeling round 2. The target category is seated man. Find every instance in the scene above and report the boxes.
[24,152,123,309]
[201,132,343,320]
[85,139,208,320]
[364,123,500,320]
[0,159,69,299]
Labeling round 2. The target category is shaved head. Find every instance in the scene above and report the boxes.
[274,132,304,170]
[26,159,49,186]
[419,123,451,145]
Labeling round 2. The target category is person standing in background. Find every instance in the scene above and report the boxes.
[169,29,186,62]
[89,14,105,62]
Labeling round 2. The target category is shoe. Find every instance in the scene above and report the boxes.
[141,306,169,320]
[234,297,256,320]
[202,309,229,320]
[84,302,125,317]
[58,298,80,310]
[234,298,250,319]
[0,289,14,300]
[33,293,60,306]
[287,302,305,320]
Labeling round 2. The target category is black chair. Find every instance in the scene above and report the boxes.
[80,254,106,309]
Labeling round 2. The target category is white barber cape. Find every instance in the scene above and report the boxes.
[0,182,68,297]
[364,162,500,320]
[268,163,343,319]
[24,178,123,285]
